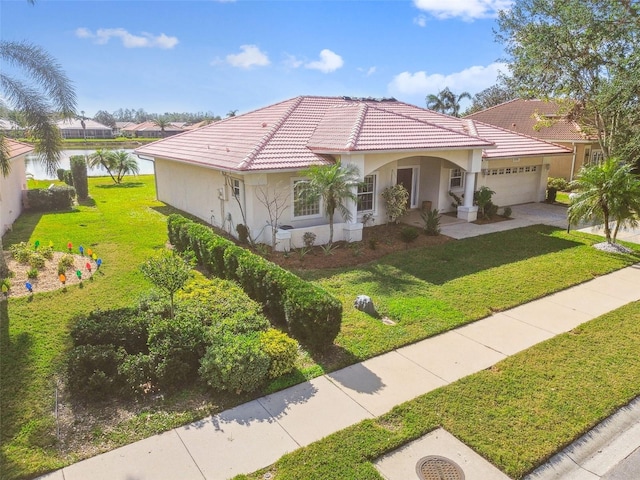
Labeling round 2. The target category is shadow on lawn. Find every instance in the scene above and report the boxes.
[95,182,144,189]
[0,301,37,478]
[312,225,587,287]
[1,212,43,245]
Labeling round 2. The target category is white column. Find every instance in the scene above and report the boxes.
[342,154,364,242]
[457,171,478,221]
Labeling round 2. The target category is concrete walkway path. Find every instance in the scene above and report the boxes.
[38,203,640,480]
[39,263,640,480]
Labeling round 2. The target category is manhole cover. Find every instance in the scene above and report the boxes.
[416,455,465,480]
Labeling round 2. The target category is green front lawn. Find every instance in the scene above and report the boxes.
[239,300,640,480]
[1,177,639,479]
[303,226,639,369]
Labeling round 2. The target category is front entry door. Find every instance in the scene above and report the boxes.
[397,168,413,208]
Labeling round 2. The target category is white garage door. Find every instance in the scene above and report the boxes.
[480,165,542,206]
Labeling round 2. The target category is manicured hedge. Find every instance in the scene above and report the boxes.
[26,186,75,211]
[71,307,149,354]
[70,155,89,200]
[167,214,342,351]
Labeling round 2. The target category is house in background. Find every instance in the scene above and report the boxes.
[56,118,113,139]
[0,119,26,138]
[466,99,600,180]
[0,139,33,236]
[121,121,185,138]
[136,96,569,250]
[113,121,136,137]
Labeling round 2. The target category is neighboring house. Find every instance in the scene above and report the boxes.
[0,139,33,235]
[466,99,601,180]
[136,96,569,250]
[121,121,185,138]
[0,119,26,138]
[56,118,113,139]
[113,121,136,136]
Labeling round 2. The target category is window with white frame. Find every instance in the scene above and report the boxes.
[231,178,241,198]
[293,179,320,218]
[591,149,604,164]
[450,168,464,189]
[357,174,376,212]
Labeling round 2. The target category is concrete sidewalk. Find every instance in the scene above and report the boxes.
[39,263,640,480]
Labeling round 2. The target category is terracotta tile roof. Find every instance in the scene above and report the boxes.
[465,99,592,142]
[122,121,186,133]
[4,138,34,158]
[135,96,570,172]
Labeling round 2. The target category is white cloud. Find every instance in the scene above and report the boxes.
[226,45,270,69]
[413,0,512,21]
[75,27,179,49]
[283,53,304,69]
[413,15,427,27]
[358,66,377,77]
[388,62,508,99]
[305,49,344,73]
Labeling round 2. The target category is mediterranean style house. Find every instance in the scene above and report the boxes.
[1,139,32,235]
[136,96,570,250]
[465,99,601,181]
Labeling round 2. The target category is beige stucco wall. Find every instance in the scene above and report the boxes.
[477,156,549,206]
[547,142,598,180]
[0,155,27,236]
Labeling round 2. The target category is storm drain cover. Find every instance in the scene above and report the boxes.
[416,455,465,480]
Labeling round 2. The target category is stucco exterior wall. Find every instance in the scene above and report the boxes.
[0,156,27,235]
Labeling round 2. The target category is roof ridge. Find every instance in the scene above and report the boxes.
[471,117,571,152]
[345,103,368,151]
[238,96,305,170]
[463,118,480,137]
[371,102,494,146]
[464,97,523,118]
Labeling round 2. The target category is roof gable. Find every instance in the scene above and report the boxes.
[4,138,34,158]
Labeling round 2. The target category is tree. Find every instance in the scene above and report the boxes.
[255,183,290,249]
[0,40,76,280]
[153,117,171,137]
[426,87,471,117]
[87,149,118,183]
[94,110,116,128]
[568,158,640,244]
[0,41,76,176]
[110,150,139,183]
[140,251,191,318]
[464,82,516,116]
[299,163,361,246]
[496,0,640,164]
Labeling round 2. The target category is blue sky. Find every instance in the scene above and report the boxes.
[2,0,512,118]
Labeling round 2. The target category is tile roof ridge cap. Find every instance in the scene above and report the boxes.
[345,103,368,151]
[464,98,523,118]
[463,118,480,138]
[373,102,495,146]
[472,117,571,151]
[238,96,305,170]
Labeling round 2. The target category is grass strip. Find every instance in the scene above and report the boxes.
[239,300,640,479]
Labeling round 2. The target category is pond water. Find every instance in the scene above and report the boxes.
[26,149,155,180]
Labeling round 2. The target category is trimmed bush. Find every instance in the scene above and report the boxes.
[118,353,155,398]
[63,170,74,187]
[167,214,343,351]
[199,332,270,394]
[67,344,126,399]
[71,307,149,354]
[26,186,75,211]
[284,281,342,351]
[70,155,89,200]
[260,329,299,379]
[147,312,208,389]
[400,226,419,243]
[56,168,66,182]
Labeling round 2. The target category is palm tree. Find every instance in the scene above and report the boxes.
[426,87,471,117]
[110,150,139,183]
[299,162,361,246]
[88,149,118,183]
[0,41,76,176]
[153,117,170,137]
[568,158,640,244]
[0,40,76,279]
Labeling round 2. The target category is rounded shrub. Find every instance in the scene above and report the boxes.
[71,307,150,354]
[400,226,419,243]
[67,344,126,399]
[199,333,270,394]
[259,329,299,379]
[118,353,156,398]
